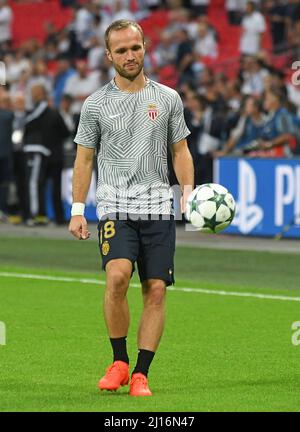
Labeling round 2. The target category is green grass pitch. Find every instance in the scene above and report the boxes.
[0,236,300,412]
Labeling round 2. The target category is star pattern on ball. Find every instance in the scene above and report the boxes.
[207,191,227,210]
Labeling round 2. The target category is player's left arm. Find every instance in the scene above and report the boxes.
[171,139,194,213]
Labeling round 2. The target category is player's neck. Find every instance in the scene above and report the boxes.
[114,72,147,93]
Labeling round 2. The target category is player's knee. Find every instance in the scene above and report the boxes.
[145,281,166,307]
[107,269,129,300]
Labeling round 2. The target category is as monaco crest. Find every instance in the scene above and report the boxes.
[148,104,158,121]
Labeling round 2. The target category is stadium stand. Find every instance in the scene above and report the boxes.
[11,1,73,46]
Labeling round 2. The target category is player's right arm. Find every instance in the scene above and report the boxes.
[69,144,95,240]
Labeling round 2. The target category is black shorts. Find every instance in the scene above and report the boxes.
[97,214,176,286]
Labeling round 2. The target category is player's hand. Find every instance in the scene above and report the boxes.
[69,215,91,240]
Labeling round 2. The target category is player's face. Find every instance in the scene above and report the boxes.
[106,27,145,81]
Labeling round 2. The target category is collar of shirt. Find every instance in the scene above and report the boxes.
[111,76,150,93]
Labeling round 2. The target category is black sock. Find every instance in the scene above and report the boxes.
[132,349,155,377]
[110,337,129,364]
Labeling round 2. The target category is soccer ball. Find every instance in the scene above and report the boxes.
[185,183,236,233]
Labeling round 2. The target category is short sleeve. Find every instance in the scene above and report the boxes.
[74,97,101,149]
[168,92,190,146]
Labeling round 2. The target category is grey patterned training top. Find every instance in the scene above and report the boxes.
[74,78,190,220]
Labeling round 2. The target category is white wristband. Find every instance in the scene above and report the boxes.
[71,202,85,216]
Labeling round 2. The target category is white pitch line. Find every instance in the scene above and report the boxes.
[0,271,300,302]
[0,272,104,285]
[167,286,300,302]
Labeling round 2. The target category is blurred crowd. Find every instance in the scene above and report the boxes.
[1,0,300,224]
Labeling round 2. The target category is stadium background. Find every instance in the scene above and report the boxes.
[1,0,300,413]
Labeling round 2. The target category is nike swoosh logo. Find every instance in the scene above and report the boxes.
[109,113,123,119]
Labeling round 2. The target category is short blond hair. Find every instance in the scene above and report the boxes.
[105,20,145,50]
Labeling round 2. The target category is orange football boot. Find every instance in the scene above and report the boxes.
[129,373,152,396]
[98,361,129,391]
